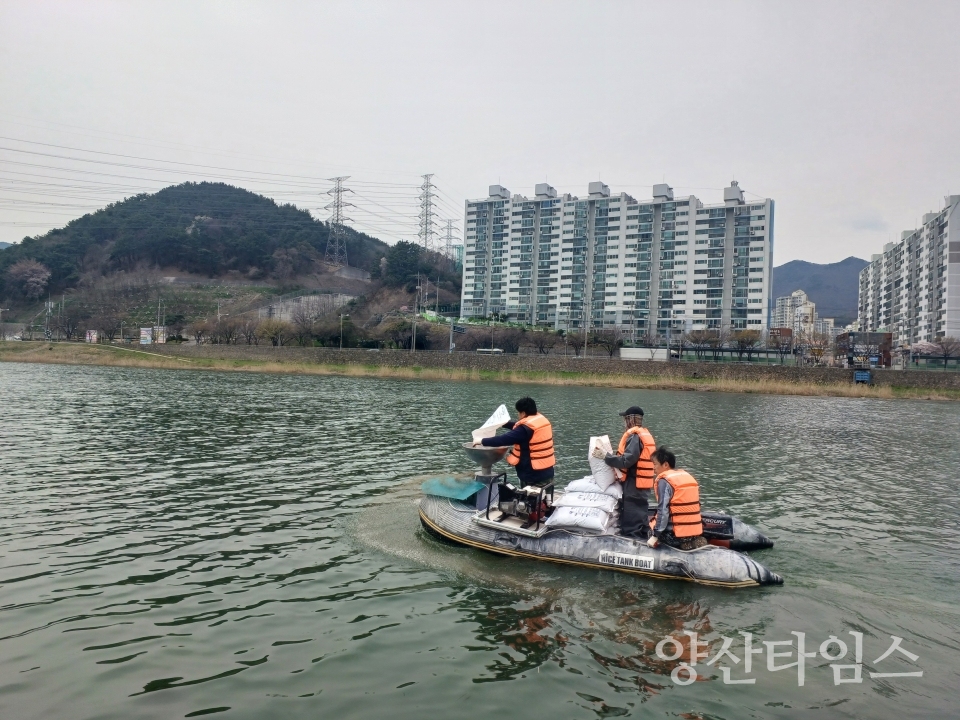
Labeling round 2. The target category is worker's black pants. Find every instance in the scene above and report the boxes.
[620,482,650,539]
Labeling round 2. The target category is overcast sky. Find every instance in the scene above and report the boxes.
[1,0,958,264]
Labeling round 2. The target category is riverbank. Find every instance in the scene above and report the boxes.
[2,341,959,400]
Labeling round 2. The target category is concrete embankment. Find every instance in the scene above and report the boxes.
[3,342,959,399]
[141,344,960,391]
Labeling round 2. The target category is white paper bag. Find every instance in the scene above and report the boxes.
[588,435,617,489]
[471,404,510,443]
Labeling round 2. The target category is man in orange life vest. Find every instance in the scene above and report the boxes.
[646,446,707,550]
[479,397,555,486]
[595,406,655,539]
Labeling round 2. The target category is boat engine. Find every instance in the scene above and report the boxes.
[498,483,551,524]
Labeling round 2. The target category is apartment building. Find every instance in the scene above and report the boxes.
[461,181,774,336]
[773,289,837,337]
[858,195,960,344]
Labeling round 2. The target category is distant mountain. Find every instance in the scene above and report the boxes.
[0,242,10,251]
[772,256,868,325]
[0,182,390,298]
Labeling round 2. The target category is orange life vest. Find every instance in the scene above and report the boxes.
[614,426,656,489]
[506,414,556,471]
[656,469,703,538]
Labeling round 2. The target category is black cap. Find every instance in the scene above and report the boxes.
[619,406,644,417]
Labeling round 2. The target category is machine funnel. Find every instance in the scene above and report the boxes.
[462,443,509,476]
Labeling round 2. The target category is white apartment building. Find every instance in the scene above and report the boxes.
[773,289,836,337]
[461,181,774,336]
[773,290,814,332]
[858,195,960,344]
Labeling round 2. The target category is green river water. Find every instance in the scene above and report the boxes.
[0,362,957,719]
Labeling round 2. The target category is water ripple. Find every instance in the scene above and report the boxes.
[1,362,958,720]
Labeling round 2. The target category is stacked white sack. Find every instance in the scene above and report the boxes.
[545,505,618,534]
[565,476,623,499]
[545,456,624,534]
[553,491,618,513]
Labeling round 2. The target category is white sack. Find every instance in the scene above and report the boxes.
[566,476,623,499]
[603,480,623,499]
[588,435,617,489]
[554,491,618,514]
[565,476,603,493]
[545,506,617,534]
[471,404,511,443]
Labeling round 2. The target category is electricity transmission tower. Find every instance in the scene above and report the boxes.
[324,176,353,268]
[442,218,461,266]
[418,174,437,252]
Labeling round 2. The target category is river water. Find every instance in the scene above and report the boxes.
[0,362,957,719]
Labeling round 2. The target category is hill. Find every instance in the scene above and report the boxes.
[772,256,868,325]
[0,242,10,251]
[0,182,390,299]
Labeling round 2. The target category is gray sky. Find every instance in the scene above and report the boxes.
[1,0,958,264]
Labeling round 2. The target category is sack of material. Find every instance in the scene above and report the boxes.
[545,505,617,534]
[566,476,623,499]
[554,491,618,514]
[588,436,616,489]
[471,404,510,444]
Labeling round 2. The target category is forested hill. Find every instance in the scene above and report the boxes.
[0,242,11,251]
[0,182,389,297]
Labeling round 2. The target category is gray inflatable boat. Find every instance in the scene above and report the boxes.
[418,494,783,588]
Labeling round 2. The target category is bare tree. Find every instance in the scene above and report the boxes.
[767,329,793,364]
[189,320,210,345]
[528,330,557,355]
[686,329,713,361]
[257,319,292,346]
[732,330,761,361]
[670,330,689,361]
[933,336,960,371]
[460,325,500,352]
[591,328,624,359]
[497,328,525,354]
[218,318,239,345]
[567,332,586,357]
[291,305,315,347]
[709,327,730,362]
[239,317,260,345]
[59,312,80,341]
[806,331,832,366]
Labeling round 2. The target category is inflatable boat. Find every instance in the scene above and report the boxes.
[419,495,783,588]
[417,444,783,588]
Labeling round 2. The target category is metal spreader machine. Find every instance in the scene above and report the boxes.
[463,446,554,539]
[420,405,554,538]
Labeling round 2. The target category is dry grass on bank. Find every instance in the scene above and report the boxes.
[1,342,956,401]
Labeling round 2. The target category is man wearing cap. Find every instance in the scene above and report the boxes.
[592,406,656,539]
